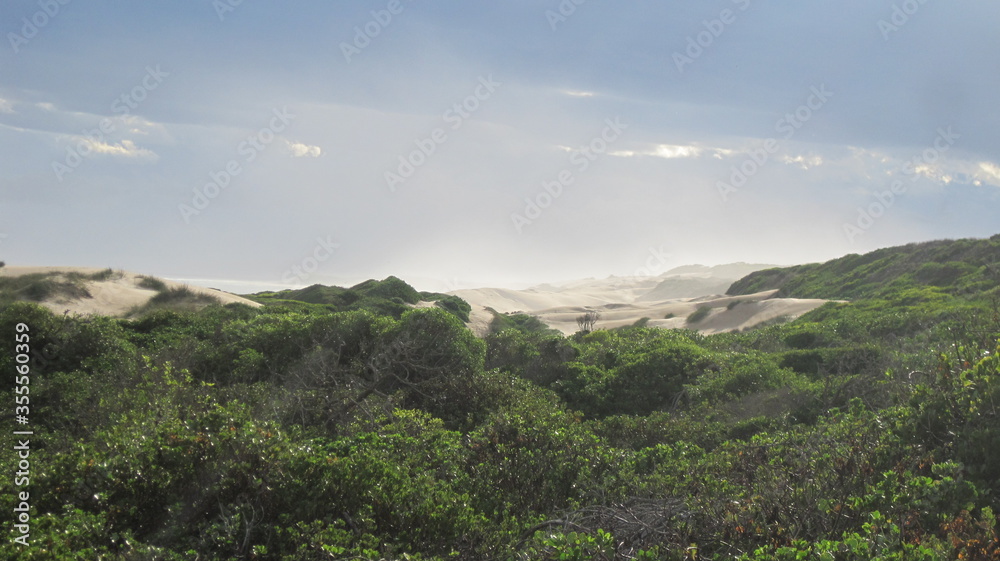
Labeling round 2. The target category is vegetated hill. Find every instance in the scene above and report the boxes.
[727,235,1000,300]
[247,276,471,321]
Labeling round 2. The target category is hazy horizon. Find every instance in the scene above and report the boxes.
[2,3,998,292]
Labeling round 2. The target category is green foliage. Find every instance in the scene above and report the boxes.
[690,351,805,405]
[432,294,472,322]
[6,236,1000,559]
[137,274,168,291]
[248,276,436,319]
[631,316,651,327]
[727,235,1000,300]
[68,267,123,282]
[550,328,712,417]
[351,275,422,303]
[686,305,711,324]
[124,285,222,317]
[0,272,91,303]
[489,309,559,335]
[779,344,883,377]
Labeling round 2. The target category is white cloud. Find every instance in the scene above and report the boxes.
[82,139,158,160]
[977,162,1000,185]
[286,140,321,158]
[562,90,595,97]
[0,98,14,114]
[611,143,733,160]
[652,144,702,159]
[779,154,824,169]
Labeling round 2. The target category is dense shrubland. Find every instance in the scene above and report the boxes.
[2,238,1000,559]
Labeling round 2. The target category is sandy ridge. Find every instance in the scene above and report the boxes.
[0,266,260,317]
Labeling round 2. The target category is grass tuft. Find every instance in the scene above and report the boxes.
[137,275,168,292]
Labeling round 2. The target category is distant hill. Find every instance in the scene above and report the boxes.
[450,263,829,336]
[247,276,471,321]
[727,235,1000,300]
[636,263,776,301]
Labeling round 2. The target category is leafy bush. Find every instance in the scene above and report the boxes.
[432,294,471,322]
[4,235,1000,559]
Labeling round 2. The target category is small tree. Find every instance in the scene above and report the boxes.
[576,311,601,333]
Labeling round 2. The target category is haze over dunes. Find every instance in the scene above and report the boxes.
[0,263,832,336]
[451,264,831,336]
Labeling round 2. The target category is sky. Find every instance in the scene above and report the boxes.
[1,1,998,293]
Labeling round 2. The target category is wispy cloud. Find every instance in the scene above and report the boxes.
[0,98,14,114]
[611,143,733,160]
[80,139,158,160]
[779,154,824,170]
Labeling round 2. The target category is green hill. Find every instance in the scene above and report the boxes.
[727,234,1000,300]
[248,275,470,322]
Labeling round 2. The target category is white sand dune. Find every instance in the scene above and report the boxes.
[451,265,830,336]
[0,263,826,335]
[0,266,260,317]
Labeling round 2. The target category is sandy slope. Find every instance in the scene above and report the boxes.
[0,266,260,317]
[451,265,830,336]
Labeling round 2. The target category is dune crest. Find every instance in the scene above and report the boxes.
[0,266,260,317]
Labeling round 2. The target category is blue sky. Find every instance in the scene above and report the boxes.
[1,1,998,292]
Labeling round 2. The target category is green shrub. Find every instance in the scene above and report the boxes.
[137,275,168,292]
[0,272,91,302]
[687,305,712,324]
[433,294,471,322]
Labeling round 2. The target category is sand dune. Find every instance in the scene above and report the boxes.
[0,266,260,317]
[0,264,828,335]
[451,265,830,336]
